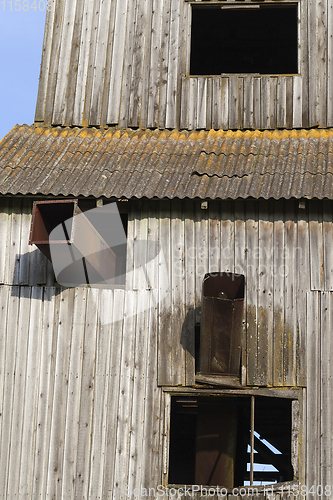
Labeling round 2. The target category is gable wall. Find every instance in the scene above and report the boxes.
[35,0,333,130]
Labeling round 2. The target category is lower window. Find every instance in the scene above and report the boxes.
[168,395,294,488]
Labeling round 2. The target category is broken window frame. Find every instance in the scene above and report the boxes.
[186,0,301,77]
[162,387,301,493]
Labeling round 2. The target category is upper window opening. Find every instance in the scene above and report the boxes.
[190,5,298,75]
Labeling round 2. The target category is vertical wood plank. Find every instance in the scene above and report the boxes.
[157,201,172,385]
[18,198,32,286]
[277,77,287,129]
[220,201,234,273]
[46,288,75,499]
[320,292,332,493]
[273,200,285,386]
[195,201,209,324]
[88,289,113,500]
[257,200,273,386]
[196,78,207,129]
[286,76,293,129]
[165,0,181,129]
[74,287,99,499]
[0,198,10,284]
[61,287,87,499]
[270,77,278,129]
[306,291,320,491]
[43,0,66,125]
[102,289,125,497]
[127,291,151,495]
[296,202,309,387]
[221,77,229,130]
[243,76,254,130]
[6,198,22,285]
[0,288,20,497]
[212,77,222,130]
[52,0,78,125]
[35,0,57,122]
[308,0,319,126]
[317,0,328,127]
[245,201,259,385]
[170,199,186,385]
[184,200,196,386]
[158,0,172,129]
[89,0,115,126]
[72,0,95,125]
[309,200,324,290]
[234,200,246,385]
[261,76,271,130]
[19,287,44,498]
[32,288,58,499]
[292,76,303,128]
[180,76,190,130]
[189,78,198,130]
[328,0,333,126]
[284,201,297,386]
[147,0,164,128]
[323,200,333,290]
[113,291,137,498]
[107,0,129,125]
[229,76,238,130]
[7,287,32,499]
[253,77,261,130]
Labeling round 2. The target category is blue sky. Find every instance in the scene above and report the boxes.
[0,3,46,141]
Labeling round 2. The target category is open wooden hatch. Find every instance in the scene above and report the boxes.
[29,200,127,286]
[197,272,245,385]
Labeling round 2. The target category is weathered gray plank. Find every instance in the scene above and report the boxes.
[253,77,261,130]
[107,0,129,125]
[261,76,271,130]
[0,198,10,284]
[196,78,207,129]
[221,77,229,130]
[19,287,43,498]
[306,291,320,491]
[277,77,287,129]
[328,0,333,126]
[52,0,78,125]
[292,76,303,128]
[243,76,254,129]
[18,198,32,285]
[147,0,164,128]
[323,200,333,290]
[158,0,172,129]
[273,201,284,387]
[34,0,57,122]
[88,288,113,499]
[74,287,99,499]
[180,76,190,130]
[43,0,66,125]
[195,201,208,323]
[257,200,273,386]
[89,0,115,126]
[308,0,318,126]
[184,200,196,386]
[309,201,324,290]
[46,288,75,499]
[32,288,58,499]
[245,201,259,385]
[7,287,32,498]
[165,0,181,129]
[102,289,125,496]
[61,287,87,499]
[113,291,137,498]
[317,0,327,127]
[284,201,297,386]
[0,287,16,499]
[72,0,95,125]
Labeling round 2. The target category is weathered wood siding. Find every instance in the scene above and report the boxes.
[35,0,332,130]
[3,197,333,388]
[0,196,332,498]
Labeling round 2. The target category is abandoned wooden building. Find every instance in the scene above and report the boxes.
[0,0,332,498]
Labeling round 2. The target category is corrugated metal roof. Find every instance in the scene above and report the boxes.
[1,124,333,199]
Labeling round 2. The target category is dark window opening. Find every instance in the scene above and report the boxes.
[197,273,244,382]
[190,6,298,75]
[29,199,128,286]
[168,396,293,488]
